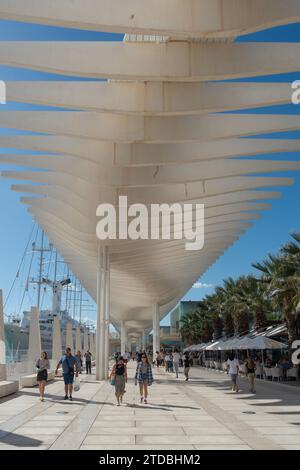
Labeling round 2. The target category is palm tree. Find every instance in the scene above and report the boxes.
[238,275,270,330]
[253,233,300,344]
[219,278,250,335]
[223,312,235,337]
[180,310,200,345]
[213,286,234,337]
[196,307,214,343]
[281,232,300,314]
[180,305,213,344]
[211,313,223,340]
[202,293,223,340]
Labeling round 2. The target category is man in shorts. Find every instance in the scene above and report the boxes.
[56,347,79,401]
[226,352,240,392]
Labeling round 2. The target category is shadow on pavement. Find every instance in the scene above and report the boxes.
[0,430,43,447]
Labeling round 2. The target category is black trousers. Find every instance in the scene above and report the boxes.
[86,361,92,374]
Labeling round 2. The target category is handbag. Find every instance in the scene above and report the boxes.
[110,375,116,386]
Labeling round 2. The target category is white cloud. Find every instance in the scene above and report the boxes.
[192,282,214,289]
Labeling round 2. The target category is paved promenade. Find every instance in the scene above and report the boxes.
[0,363,300,450]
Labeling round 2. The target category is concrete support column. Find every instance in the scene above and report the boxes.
[0,289,6,381]
[104,251,110,378]
[66,321,73,352]
[96,244,107,380]
[52,316,62,367]
[83,328,89,353]
[75,326,82,354]
[121,321,126,355]
[90,333,95,357]
[28,306,41,373]
[153,303,160,354]
[142,330,147,351]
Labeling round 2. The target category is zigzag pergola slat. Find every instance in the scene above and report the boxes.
[2,112,300,142]
[1,41,300,80]
[0,2,299,367]
[0,0,300,39]
[4,81,293,114]
[1,136,300,165]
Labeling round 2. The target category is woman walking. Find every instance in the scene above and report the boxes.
[135,353,153,405]
[245,356,256,393]
[75,350,83,374]
[36,351,50,401]
[173,349,180,378]
[183,352,190,381]
[110,356,127,406]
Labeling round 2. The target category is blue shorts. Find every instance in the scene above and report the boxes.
[63,373,74,385]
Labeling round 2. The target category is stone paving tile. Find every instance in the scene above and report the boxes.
[89,426,185,436]
[235,420,289,427]
[98,410,135,416]
[1,363,300,450]
[81,445,196,450]
[282,445,300,450]
[0,407,33,416]
[252,426,300,435]
[16,426,64,435]
[188,435,245,445]
[22,420,69,428]
[136,435,191,445]
[0,444,49,450]
[83,435,135,445]
[182,426,233,435]
[194,445,252,450]
[136,420,197,427]
[101,414,178,422]
[32,415,75,421]
[267,435,300,445]
[92,420,136,427]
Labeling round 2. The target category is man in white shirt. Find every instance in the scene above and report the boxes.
[122,351,129,363]
[173,349,180,378]
[226,353,240,392]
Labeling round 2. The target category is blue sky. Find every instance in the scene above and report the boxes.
[0,19,299,326]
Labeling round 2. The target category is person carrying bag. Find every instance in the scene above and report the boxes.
[36,351,50,402]
[55,347,78,401]
[110,356,127,406]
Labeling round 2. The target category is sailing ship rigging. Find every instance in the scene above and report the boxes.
[4,225,96,361]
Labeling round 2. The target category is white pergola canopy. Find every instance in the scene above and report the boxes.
[0,2,299,338]
[1,0,300,39]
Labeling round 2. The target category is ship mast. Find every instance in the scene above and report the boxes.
[37,230,44,309]
[79,286,83,325]
[30,229,52,310]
